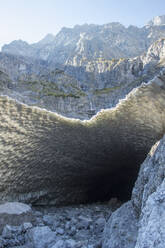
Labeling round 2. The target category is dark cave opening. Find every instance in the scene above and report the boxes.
[84,151,147,204]
[86,166,139,203]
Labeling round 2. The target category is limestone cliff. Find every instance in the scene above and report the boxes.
[0,71,165,205]
[103,134,165,248]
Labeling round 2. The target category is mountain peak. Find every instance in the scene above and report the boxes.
[147,15,165,26]
[37,33,55,45]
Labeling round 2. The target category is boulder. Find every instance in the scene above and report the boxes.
[103,201,138,248]
[25,226,56,248]
[0,202,33,234]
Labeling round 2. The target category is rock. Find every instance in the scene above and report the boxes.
[51,240,65,248]
[133,135,165,248]
[56,227,65,235]
[67,226,76,236]
[94,217,106,233]
[25,226,56,248]
[0,237,7,248]
[103,135,165,248]
[2,225,22,239]
[34,211,43,217]
[77,216,92,229]
[132,136,165,216]
[43,215,56,226]
[65,239,77,248]
[65,221,71,230]
[35,218,45,226]
[0,202,33,234]
[103,201,138,248]
[22,222,33,232]
[1,224,25,247]
[107,197,121,211]
[135,179,165,248]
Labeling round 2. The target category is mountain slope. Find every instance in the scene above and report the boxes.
[0,38,165,119]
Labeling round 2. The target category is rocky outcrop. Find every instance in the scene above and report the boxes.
[0,53,47,81]
[0,73,165,205]
[103,201,138,248]
[102,135,165,248]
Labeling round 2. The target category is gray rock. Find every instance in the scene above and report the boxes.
[1,224,25,247]
[65,221,71,230]
[43,215,56,226]
[133,135,165,248]
[0,202,33,234]
[132,136,165,217]
[135,179,165,248]
[51,240,65,248]
[22,222,33,232]
[68,226,76,236]
[65,239,77,248]
[103,135,165,248]
[56,227,65,235]
[25,226,56,248]
[34,211,43,217]
[94,217,106,233]
[2,225,22,239]
[77,216,92,229]
[103,201,138,248]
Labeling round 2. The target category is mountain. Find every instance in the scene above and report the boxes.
[147,15,165,26]
[2,15,165,65]
[0,15,165,248]
[0,38,165,119]
[0,15,165,119]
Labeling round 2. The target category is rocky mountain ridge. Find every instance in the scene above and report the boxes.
[2,15,165,66]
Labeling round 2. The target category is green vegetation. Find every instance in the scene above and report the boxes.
[20,80,86,98]
[50,69,65,75]
[44,91,80,98]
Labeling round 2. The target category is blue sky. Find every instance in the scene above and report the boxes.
[0,0,165,48]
